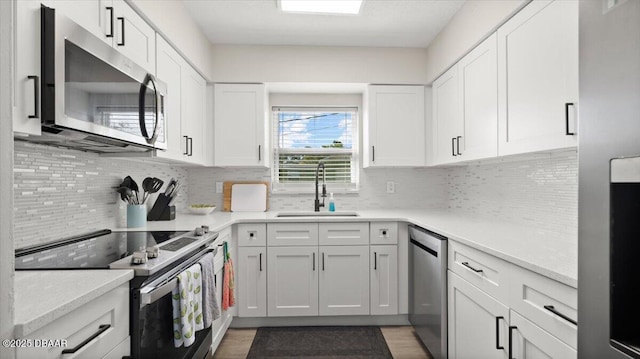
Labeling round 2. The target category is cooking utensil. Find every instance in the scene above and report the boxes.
[141,177,164,204]
[116,187,134,204]
[123,176,140,204]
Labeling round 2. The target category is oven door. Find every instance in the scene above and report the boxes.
[41,5,167,150]
[132,250,214,359]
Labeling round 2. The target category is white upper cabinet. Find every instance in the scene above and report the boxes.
[497,0,578,156]
[42,0,113,46]
[112,0,156,74]
[13,0,42,136]
[214,84,268,167]
[181,65,207,164]
[156,36,208,165]
[431,34,498,165]
[364,85,426,167]
[458,33,498,161]
[432,65,461,165]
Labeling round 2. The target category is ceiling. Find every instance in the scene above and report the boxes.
[182,0,465,48]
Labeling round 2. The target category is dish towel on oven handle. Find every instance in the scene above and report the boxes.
[198,252,220,328]
[171,263,204,348]
[222,242,236,310]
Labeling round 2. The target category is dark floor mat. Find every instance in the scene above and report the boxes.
[246,326,393,359]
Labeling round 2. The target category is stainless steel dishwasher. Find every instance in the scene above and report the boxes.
[409,225,448,359]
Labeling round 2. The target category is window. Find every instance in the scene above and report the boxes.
[272,106,358,192]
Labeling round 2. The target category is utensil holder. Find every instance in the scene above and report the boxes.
[147,194,176,221]
[127,204,147,228]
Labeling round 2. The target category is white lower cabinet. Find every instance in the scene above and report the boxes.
[448,240,577,359]
[370,245,398,315]
[267,246,318,317]
[319,245,370,316]
[448,271,509,359]
[17,282,129,359]
[237,247,267,317]
[509,311,576,359]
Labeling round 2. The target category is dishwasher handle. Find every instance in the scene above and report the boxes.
[410,238,438,257]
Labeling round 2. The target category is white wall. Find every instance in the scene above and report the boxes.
[210,44,429,84]
[424,0,526,83]
[128,0,214,80]
[1,0,15,356]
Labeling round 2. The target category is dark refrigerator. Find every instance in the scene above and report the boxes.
[579,0,640,358]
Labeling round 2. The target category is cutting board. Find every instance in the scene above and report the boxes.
[223,181,269,212]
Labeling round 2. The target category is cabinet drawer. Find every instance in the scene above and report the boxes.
[237,223,267,247]
[509,266,577,348]
[370,222,398,245]
[319,222,369,245]
[267,223,318,246]
[448,240,510,303]
[17,282,129,359]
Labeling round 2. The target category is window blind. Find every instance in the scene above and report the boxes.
[273,107,357,188]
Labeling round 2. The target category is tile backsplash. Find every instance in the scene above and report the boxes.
[14,141,578,248]
[13,142,188,248]
[447,151,578,235]
[187,167,450,211]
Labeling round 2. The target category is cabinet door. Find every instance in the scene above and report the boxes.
[237,247,267,317]
[365,85,426,167]
[214,84,267,167]
[449,271,509,359]
[319,245,370,316]
[155,36,185,161]
[112,0,155,74]
[44,0,114,47]
[509,311,577,359]
[371,245,398,315]
[13,0,42,136]
[432,66,461,165]
[267,247,318,316]
[497,0,578,156]
[458,33,498,161]
[181,65,207,164]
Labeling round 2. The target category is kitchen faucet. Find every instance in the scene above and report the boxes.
[314,162,327,212]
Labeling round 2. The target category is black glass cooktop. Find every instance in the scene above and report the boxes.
[15,230,187,270]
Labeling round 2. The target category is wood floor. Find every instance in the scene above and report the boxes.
[211,326,432,359]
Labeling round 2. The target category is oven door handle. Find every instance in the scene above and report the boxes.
[140,277,178,308]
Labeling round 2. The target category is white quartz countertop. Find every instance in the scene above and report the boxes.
[116,209,577,287]
[14,269,133,337]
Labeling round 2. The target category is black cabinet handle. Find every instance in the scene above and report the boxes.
[188,137,193,156]
[259,253,262,271]
[452,138,457,157]
[508,326,517,359]
[183,135,189,155]
[27,75,39,119]
[374,252,377,270]
[258,145,261,161]
[543,305,577,325]
[313,252,315,271]
[106,7,114,38]
[565,103,575,136]
[496,316,504,350]
[322,253,325,271]
[461,261,483,273]
[117,17,125,46]
[372,146,375,162]
[61,324,111,354]
[456,136,462,155]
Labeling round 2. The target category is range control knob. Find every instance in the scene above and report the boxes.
[194,227,205,236]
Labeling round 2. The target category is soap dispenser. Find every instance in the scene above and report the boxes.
[328,193,336,212]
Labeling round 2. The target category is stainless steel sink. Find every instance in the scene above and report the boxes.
[276,211,359,218]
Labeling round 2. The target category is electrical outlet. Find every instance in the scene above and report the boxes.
[386,181,395,193]
[215,182,223,193]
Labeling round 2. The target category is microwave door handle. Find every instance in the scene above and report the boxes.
[139,73,160,145]
[140,277,178,309]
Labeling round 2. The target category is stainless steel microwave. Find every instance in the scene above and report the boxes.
[30,5,166,153]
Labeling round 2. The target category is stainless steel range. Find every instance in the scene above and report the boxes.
[15,228,220,359]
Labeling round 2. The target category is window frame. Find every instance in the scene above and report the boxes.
[271,105,359,194]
